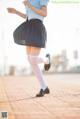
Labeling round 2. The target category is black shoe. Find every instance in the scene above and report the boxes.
[36,87,50,97]
[44,54,51,71]
[44,87,50,94]
[36,89,44,97]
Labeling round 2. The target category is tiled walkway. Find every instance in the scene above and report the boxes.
[0,74,80,119]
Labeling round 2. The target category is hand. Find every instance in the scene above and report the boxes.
[23,0,31,8]
[7,8,17,14]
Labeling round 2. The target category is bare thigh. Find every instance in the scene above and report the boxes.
[26,46,31,55]
[26,46,41,56]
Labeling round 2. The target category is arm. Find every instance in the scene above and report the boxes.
[7,8,27,19]
[23,0,47,17]
[30,6,47,17]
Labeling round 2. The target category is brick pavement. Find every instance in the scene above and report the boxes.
[0,74,80,119]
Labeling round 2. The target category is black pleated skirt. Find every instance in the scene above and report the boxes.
[13,19,47,48]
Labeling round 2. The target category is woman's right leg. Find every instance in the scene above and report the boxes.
[26,46,47,89]
[26,46,50,97]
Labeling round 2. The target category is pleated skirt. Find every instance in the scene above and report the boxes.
[13,19,47,48]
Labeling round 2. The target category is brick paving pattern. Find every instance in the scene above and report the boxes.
[0,74,80,119]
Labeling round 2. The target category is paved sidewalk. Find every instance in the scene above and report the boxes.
[0,74,80,119]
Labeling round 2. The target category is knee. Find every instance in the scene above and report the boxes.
[27,55,36,65]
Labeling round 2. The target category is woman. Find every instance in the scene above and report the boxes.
[7,0,50,97]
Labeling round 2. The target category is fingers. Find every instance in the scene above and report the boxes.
[7,8,16,14]
[7,8,12,12]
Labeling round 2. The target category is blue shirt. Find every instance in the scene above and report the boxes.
[25,0,49,21]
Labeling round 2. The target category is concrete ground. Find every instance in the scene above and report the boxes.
[0,74,80,119]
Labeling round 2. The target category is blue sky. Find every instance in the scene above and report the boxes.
[0,1,80,66]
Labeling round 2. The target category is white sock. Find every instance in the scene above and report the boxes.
[28,55,49,64]
[28,55,47,90]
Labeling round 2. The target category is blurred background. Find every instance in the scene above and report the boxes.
[0,0,80,76]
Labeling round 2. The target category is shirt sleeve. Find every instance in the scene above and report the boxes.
[40,0,49,6]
